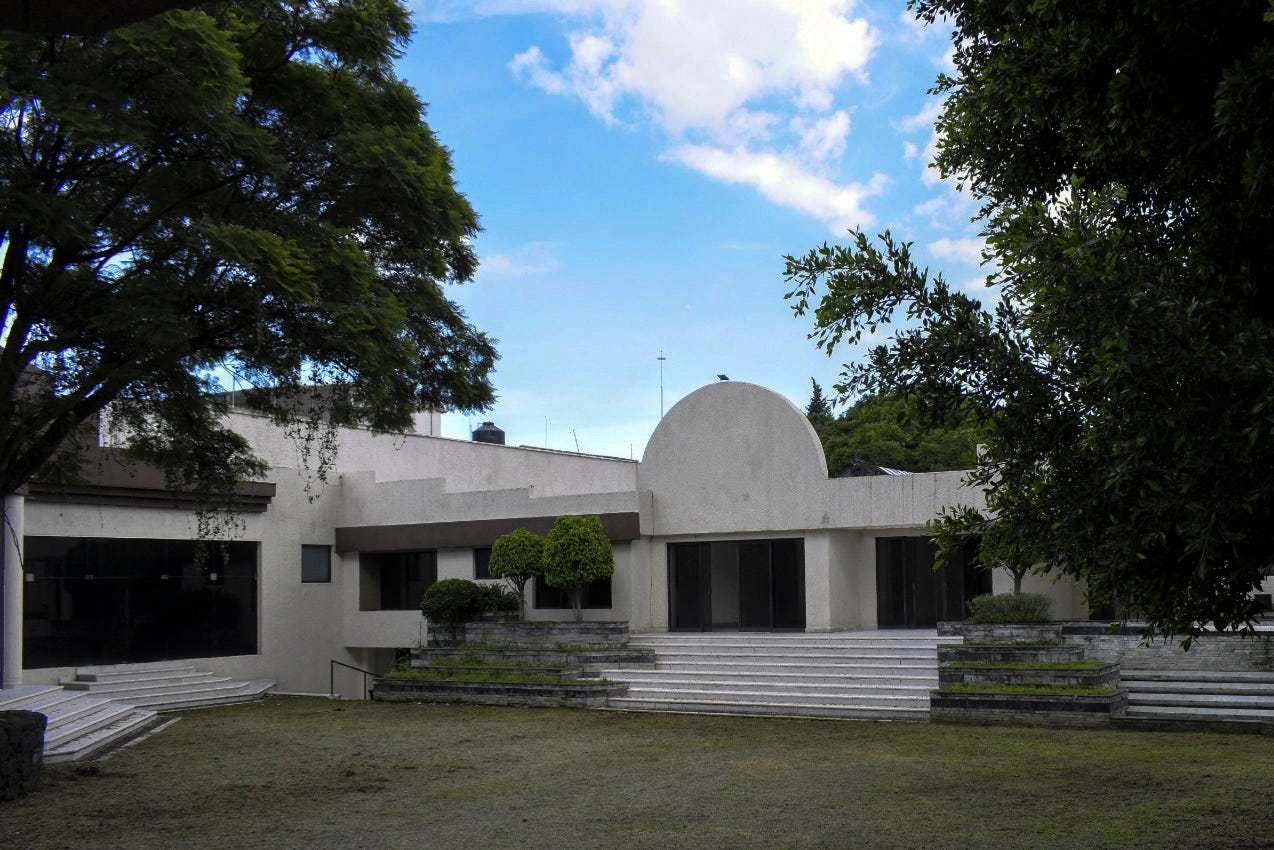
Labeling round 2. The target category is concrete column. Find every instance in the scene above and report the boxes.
[803,532,833,632]
[2,490,25,687]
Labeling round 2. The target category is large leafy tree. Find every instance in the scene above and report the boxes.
[0,0,497,505]
[785,0,1274,639]
[804,382,980,475]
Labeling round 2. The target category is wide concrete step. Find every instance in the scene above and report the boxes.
[615,678,930,699]
[1123,680,1274,698]
[1122,670,1274,685]
[637,651,939,665]
[43,701,143,750]
[44,709,162,764]
[63,662,275,712]
[0,685,68,712]
[620,684,928,707]
[68,667,203,685]
[1128,691,1274,709]
[1126,704,1274,721]
[118,679,274,711]
[602,669,935,688]
[63,675,231,699]
[617,659,939,674]
[630,637,952,650]
[606,695,929,720]
[73,661,196,679]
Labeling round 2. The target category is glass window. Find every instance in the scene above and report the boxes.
[377,551,437,610]
[474,547,492,579]
[301,545,331,583]
[533,575,612,610]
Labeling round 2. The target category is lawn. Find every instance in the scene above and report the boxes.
[4,697,1273,850]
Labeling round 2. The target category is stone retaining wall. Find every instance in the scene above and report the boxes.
[1062,628,1274,672]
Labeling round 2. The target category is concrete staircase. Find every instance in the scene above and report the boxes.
[61,661,274,711]
[601,631,959,720]
[1122,669,1274,727]
[0,662,273,764]
[0,684,162,764]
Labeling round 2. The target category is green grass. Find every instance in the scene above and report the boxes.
[9,697,1274,850]
[949,661,1108,670]
[941,683,1118,696]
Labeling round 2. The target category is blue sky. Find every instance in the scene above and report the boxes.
[399,1,985,459]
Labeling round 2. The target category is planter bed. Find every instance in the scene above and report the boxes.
[373,677,627,708]
[426,620,633,649]
[959,623,1065,643]
[413,646,655,668]
[938,663,1120,689]
[413,664,583,679]
[939,645,1083,665]
[930,688,1128,726]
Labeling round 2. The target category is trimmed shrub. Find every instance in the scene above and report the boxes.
[478,582,519,614]
[544,515,614,622]
[421,579,486,642]
[966,592,1054,624]
[488,528,546,619]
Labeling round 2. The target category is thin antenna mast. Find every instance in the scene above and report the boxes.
[657,350,667,418]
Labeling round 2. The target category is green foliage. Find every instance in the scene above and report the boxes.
[965,593,1054,624]
[809,393,981,475]
[487,528,546,619]
[543,515,614,622]
[477,583,519,614]
[805,379,833,421]
[420,579,485,642]
[0,1,496,515]
[786,0,1274,640]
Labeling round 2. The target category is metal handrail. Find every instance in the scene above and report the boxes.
[330,659,378,700]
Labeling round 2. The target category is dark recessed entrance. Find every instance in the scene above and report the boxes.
[875,536,988,628]
[668,539,805,631]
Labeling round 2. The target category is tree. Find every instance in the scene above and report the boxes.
[488,528,545,620]
[543,515,614,623]
[0,1,198,36]
[785,0,1274,641]
[0,1,497,510]
[808,393,981,476]
[805,379,833,422]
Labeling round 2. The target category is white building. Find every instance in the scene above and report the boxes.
[1,381,1088,694]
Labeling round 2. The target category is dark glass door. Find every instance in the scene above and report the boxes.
[875,536,988,627]
[669,539,805,631]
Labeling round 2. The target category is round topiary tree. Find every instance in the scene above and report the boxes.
[420,578,485,643]
[543,515,614,623]
[488,528,545,620]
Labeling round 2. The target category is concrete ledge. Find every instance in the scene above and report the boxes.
[930,689,1128,724]
[939,646,1083,665]
[372,678,627,708]
[938,664,1120,689]
[413,647,655,667]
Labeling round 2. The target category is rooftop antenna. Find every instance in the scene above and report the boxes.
[572,429,580,453]
[544,416,548,449]
[657,350,667,418]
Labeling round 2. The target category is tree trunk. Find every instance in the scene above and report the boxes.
[569,586,583,623]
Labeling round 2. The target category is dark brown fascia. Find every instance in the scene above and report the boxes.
[334,512,641,553]
[26,446,276,512]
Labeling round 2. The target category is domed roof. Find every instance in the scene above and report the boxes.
[638,382,829,535]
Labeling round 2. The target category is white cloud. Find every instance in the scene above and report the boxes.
[929,236,985,266]
[898,97,944,134]
[510,1,878,141]
[667,144,886,234]
[499,1,891,231]
[792,109,851,165]
[480,242,563,276]
[902,140,920,162]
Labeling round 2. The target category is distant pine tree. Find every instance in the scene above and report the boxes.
[805,379,833,420]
